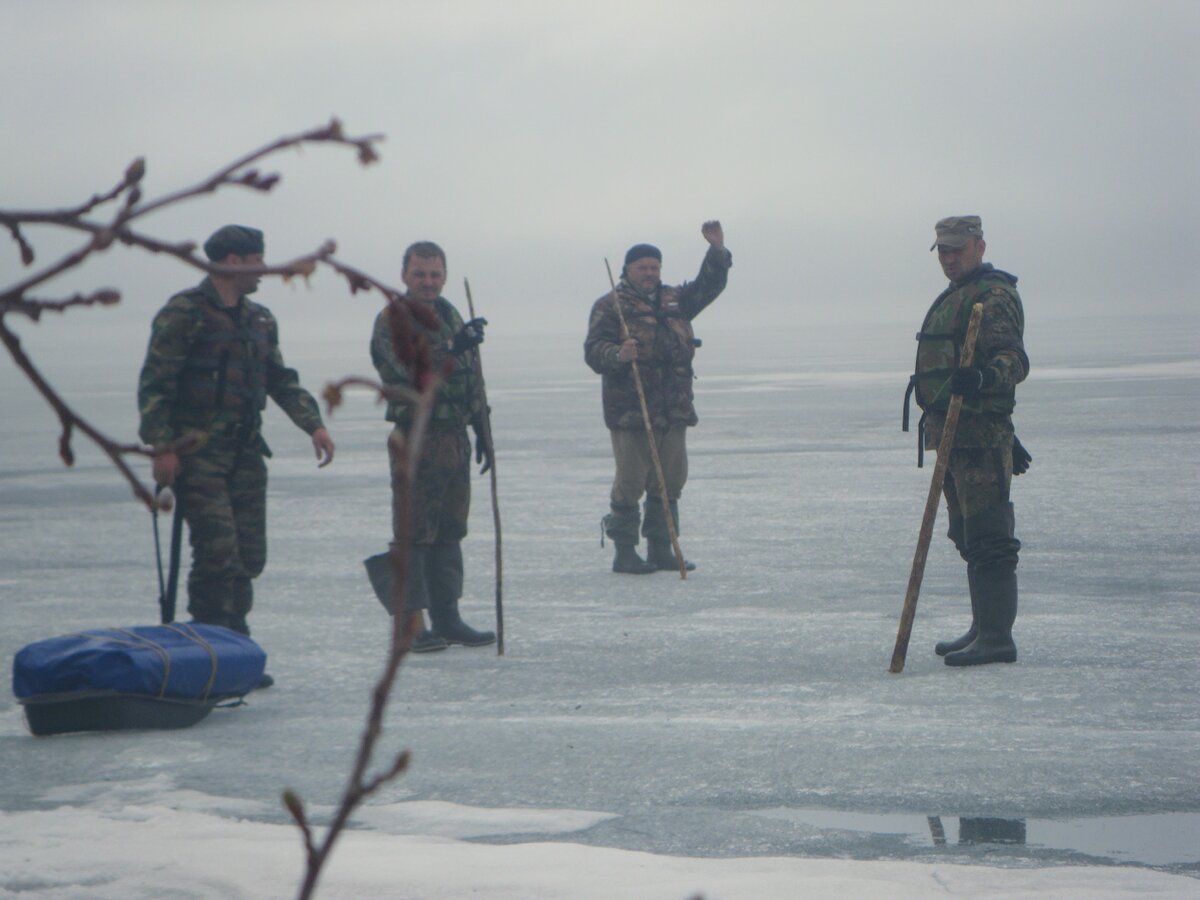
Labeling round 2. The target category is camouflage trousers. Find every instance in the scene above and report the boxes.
[176,441,268,635]
[389,425,471,547]
[943,444,1021,572]
[388,425,471,613]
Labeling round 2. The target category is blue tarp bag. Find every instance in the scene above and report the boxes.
[13,623,266,736]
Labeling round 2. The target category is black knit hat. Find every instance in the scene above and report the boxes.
[624,243,661,266]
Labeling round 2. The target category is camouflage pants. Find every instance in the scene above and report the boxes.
[943,445,1021,572]
[176,441,267,634]
[389,425,471,547]
[389,426,470,613]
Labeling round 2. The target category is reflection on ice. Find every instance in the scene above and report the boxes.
[752,807,1200,867]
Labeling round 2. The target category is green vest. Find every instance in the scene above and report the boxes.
[912,271,1019,417]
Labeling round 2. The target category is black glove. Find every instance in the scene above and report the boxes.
[451,317,487,355]
[1012,434,1032,476]
[470,412,493,474]
[948,366,997,398]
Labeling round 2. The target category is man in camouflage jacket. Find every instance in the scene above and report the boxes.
[906,215,1030,666]
[585,221,731,574]
[368,240,495,652]
[138,225,335,643]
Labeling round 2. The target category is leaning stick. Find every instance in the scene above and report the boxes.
[604,259,688,580]
[464,277,504,655]
[889,302,984,673]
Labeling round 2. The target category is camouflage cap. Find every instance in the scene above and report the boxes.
[203,224,265,261]
[930,216,983,251]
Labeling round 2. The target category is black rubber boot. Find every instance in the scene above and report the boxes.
[430,605,496,647]
[643,497,695,571]
[427,542,496,647]
[647,539,696,572]
[935,564,978,656]
[612,543,657,574]
[411,629,449,653]
[944,568,1018,666]
[603,505,655,574]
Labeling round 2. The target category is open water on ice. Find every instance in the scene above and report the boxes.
[2,312,1198,878]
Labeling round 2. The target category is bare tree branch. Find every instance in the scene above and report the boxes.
[3,121,450,900]
[0,121,382,510]
[292,314,444,897]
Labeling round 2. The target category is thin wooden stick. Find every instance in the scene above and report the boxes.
[463,277,504,654]
[889,301,984,673]
[604,259,687,580]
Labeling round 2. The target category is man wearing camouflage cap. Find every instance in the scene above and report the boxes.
[138,225,335,659]
[904,216,1030,666]
[585,221,731,574]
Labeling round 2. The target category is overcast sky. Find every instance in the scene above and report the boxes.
[2,0,1196,348]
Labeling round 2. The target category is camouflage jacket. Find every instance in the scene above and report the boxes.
[371,296,484,430]
[584,245,731,430]
[138,278,325,451]
[909,263,1029,450]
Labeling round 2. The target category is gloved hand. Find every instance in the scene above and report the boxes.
[948,366,998,398]
[470,412,493,474]
[1012,434,1032,476]
[451,317,487,354]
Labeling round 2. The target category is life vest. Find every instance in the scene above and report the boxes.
[903,267,1019,464]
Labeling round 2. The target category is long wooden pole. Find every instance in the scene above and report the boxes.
[463,277,504,655]
[889,301,984,673]
[604,259,688,580]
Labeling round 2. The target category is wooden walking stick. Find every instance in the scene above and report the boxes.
[604,259,688,580]
[889,301,984,673]
[463,277,504,654]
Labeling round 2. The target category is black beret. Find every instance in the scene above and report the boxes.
[203,225,265,261]
[624,243,662,266]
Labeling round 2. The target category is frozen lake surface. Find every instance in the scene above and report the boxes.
[2,312,1198,892]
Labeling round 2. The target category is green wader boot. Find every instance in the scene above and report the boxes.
[935,564,979,656]
[944,567,1018,666]
[603,505,656,574]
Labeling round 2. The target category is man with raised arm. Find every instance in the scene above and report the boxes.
[585,221,732,574]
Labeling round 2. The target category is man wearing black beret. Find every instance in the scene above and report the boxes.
[585,221,731,574]
[138,225,335,677]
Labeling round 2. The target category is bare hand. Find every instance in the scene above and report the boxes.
[701,219,724,249]
[312,428,335,468]
[152,450,180,487]
[617,338,639,364]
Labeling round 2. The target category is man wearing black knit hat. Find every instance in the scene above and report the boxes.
[585,221,731,574]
